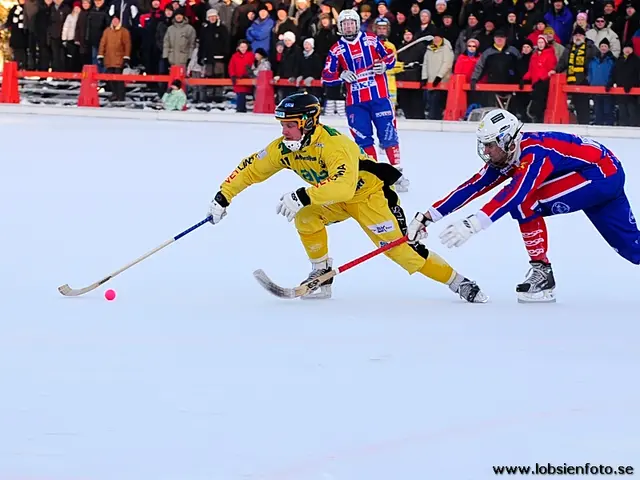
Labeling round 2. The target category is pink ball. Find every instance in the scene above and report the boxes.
[105,289,116,301]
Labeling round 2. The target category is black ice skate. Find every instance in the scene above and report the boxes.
[516,261,556,303]
[301,257,333,300]
[449,274,489,303]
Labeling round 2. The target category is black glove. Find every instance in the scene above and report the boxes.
[605,84,612,92]
[419,78,428,89]
[97,57,104,68]
[519,79,525,90]
[432,76,442,88]
[624,85,632,93]
[230,76,237,86]
[470,79,477,91]
[123,58,130,69]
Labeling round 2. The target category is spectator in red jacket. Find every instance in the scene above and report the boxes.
[228,39,255,112]
[453,37,480,83]
[454,37,481,107]
[522,35,557,122]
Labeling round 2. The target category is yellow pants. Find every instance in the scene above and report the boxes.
[294,188,456,285]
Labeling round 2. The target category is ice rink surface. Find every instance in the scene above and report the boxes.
[1,113,638,480]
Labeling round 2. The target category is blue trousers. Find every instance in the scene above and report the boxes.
[511,169,640,265]
[346,97,399,149]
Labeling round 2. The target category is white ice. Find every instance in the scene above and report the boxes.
[1,113,638,480]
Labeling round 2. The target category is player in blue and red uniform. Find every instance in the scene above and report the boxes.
[321,9,410,192]
[405,108,640,303]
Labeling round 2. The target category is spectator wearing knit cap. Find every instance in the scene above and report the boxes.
[589,37,616,125]
[553,26,598,123]
[587,14,621,57]
[470,29,521,107]
[198,8,230,79]
[163,7,196,68]
[297,37,323,98]
[416,8,436,39]
[273,4,297,47]
[273,30,302,100]
[359,4,374,33]
[454,13,481,56]
[246,4,274,54]
[543,25,565,61]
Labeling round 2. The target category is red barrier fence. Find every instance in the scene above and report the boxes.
[2,61,638,123]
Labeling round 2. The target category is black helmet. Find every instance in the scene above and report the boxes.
[275,92,321,132]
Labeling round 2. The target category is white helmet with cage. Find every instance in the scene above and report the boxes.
[476,109,523,169]
[338,9,361,41]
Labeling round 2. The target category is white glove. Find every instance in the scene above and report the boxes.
[407,212,432,244]
[373,60,386,75]
[340,70,358,83]
[208,191,228,224]
[439,214,483,248]
[276,188,309,222]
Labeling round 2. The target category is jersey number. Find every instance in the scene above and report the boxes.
[301,168,329,183]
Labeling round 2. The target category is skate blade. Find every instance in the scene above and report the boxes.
[517,290,556,303]
[300,286,332,300]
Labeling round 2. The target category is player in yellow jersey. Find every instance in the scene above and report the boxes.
[207,93,487,302]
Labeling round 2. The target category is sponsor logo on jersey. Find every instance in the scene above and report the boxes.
[257,149,267,159]
[375,110,393,118]
[368,220,395,234]
[551,201,570,214]
[295,153,318,162]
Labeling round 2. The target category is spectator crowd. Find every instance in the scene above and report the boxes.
[4,0,640,123]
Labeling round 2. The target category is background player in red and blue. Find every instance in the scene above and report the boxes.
[322,9,410,192]
[405,108,640,303]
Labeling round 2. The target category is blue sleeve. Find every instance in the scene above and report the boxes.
[480,153,554,222]
[322,49,342,86]
[432,165,506,217]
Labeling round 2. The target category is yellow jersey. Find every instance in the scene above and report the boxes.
[220,124,401,206]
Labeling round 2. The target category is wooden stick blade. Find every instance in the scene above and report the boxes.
[253,269,298,299]
[58,276,112,297]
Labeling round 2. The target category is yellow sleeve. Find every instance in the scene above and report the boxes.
[384,41,404,74]
[220,140,285,203]
[305,137,360,205]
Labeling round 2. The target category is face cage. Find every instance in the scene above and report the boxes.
[375,23,389,38]
[279,112,318,151]
[477,138,510,168]
[340,19,358,38]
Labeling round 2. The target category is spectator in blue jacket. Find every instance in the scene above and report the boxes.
[246,5,275,55]
[544,0,574,45]
[589,38,616,125]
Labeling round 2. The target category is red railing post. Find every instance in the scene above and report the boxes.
[443,74,466,121]
[253,69,275,114]
[544,73,569,124]
[169,65,186,90]
[78,64,99,107]
[0,61,20,104]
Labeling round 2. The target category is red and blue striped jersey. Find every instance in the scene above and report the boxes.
[431,131,622,224]
[321,31,395,106]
